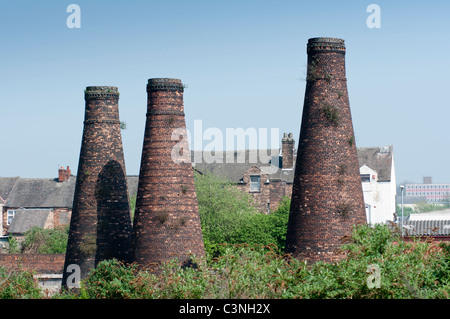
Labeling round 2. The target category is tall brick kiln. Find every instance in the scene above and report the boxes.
[62,86,132,287]
[285,38,366,262]
[130,78,205,270]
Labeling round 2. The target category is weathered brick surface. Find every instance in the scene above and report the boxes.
[282,133,295,169]
[285,38,366,263]
[130,78,205,270]
[0,254,65,274]
[62,86,132,286]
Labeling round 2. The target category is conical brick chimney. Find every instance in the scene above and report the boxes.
[285,38,366,262]
[130,78,205,270]
[62,86,132,288]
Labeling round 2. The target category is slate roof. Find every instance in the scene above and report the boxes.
[357,146,394,182]
[4,177,76,208]
[0,176,139,209]
[192,146,394,184]
[191,149,291,183]
[8,209,52,234]
[0,177,19,201]
[0,145,393,209]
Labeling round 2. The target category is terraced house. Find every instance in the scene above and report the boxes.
[0,139,397,237]
[0,167,139,237]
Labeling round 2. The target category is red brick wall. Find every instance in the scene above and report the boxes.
[0,254,65,274]
[130,78,205,270]
[237,170,293,214]
[64,86,132,286]
[286,38,367,263]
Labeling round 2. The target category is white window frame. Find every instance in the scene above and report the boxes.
[250,175,261,192]
[7,210,16,225]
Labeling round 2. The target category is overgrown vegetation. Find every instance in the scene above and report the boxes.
[194,172,289,257]
[50,224,450,299]
[9,226,69,254]
[321,104,339,126]
[0,267,42,299]
[3,173,450,299]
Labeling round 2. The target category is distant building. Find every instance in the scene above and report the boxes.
[193,134,397,224]
[0,168,138,236]
[404,177,450,203]
[1,140,397,233]
[358,146,397,225]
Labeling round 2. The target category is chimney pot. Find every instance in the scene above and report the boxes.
[281,133,295,169]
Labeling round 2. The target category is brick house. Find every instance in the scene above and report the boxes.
[192,133,296,214]
[0,140,396,233]
[0,167,139,236]
[0,167,75,236]
[192,133,295,214]
[193,133,397,224]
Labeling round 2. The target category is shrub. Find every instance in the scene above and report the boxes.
[0,266,42,299]
[20,225,69,254]
[81,259,139,299]
[57,224,450,299]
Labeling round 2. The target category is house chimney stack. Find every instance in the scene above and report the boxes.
[130,78,205,271]
[282,133,295,169]
[58,166,71,182]
[285,38,366,263]
[62,86,132,288]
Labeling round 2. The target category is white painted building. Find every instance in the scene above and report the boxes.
[358,146,396,225]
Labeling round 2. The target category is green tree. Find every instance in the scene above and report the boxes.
[194,172,258,256]
[0,266,42,299]
[129,194,136,220]
[20,225,69,254]
[231,197,290,251]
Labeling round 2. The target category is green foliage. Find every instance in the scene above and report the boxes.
[129,194,136,220]
[20,226,69,254]
[81,259,139,299]
[321,104,339,126]
[396,200,450,218]
[53,224,450,299]
[0,266,42,299]
[7,235,20,253]
[194,172,290,256]
[230,197,290,251]
[194,172,258,255]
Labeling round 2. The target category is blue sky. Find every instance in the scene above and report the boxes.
[0,1,449,185]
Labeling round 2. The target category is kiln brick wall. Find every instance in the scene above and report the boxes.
[130,78,205,270]
[62,86,132,287]
[286,38,366,263]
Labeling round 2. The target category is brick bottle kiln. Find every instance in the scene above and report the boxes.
[130,78,205,270]
[285,38,366,262]
[62,86,132,287]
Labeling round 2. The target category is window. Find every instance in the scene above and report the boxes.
[7,210,15,225]
[250,175,261,192]
[361,174,370,182]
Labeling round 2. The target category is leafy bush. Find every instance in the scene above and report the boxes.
[230,197,290,251]
[194,172,258,256]
[81,259,140,299]
[194,172,290,256]
[0,266,42,299]
[20,225,69,254]
[55,223,450,299]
